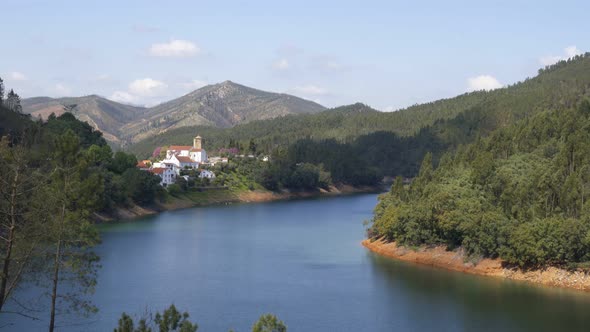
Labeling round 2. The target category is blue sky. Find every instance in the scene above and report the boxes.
[1,0,588,110]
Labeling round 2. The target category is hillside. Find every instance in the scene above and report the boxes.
[369,100,590,268]
[21,95,147,143]
[22,81,326,145]
[130,54,590,176]
[120,80,326,143]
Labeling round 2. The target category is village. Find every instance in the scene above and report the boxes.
[136,135,227,186]
[135,134,270,188]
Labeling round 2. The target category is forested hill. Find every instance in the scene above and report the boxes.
[370,100,590,268]
[130,53,590,177]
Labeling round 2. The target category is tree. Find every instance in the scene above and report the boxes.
[249,139,257,154]
[0,76,4,105]
[154,304,198,332]
[5,90,22,113]
[43,130,101,332]
[114,304,198,332]
[0,138,42,312]
[252,314,287,332]
[110,151,138,174]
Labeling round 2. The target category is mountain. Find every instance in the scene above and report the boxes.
[119,81,326,143]
[129,54,590,164]
[21,95,147,143]
[22,81,326,145]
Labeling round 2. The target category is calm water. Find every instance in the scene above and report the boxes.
[6,194,590,331]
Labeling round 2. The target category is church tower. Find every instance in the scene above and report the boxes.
[193,135,202,150]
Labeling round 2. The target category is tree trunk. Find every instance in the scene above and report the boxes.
[0,168,19,311]
[49,203,65,332]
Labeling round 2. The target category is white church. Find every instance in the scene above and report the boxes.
[164,135,208,168]
[149,135,213,186]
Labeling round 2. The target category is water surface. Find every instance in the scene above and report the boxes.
[6,194,590,331]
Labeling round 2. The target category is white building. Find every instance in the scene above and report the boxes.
[199,169,216,179]
[164,154,199,169]
[208,156,228,166]
[166,135,208,163]
[146,135,213,187]
[150,164,178,186]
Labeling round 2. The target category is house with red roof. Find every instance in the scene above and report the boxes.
[149,164,177,186]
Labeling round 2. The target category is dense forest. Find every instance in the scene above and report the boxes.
[370,100,590,268]
[130,53,590,179]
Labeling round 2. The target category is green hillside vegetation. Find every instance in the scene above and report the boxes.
[369,100,590,268]
[0,103,165,213]
[130,54,590,179]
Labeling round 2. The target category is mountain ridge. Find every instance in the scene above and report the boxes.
[21,81,327,144]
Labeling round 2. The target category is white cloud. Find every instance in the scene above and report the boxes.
[109,78,169,106]
[128,78,168,97]
[467,75,503,92]
[272,58,290,70]
[290,85,328,96]
[182,80,208,91]
[53,83,71,96]
[97,74,110,80]
[382,106,398,112]
[149,39,200,57]
[9,71,27,81]
[110,91,139,104]
[539,45,582,66]
[565,45,582,58]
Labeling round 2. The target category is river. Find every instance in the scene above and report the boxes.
[5,194,590,331]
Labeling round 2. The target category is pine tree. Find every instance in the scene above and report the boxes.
[43,129,101,332]
[0,76,4,105]
[0,138,43,312]
[5,89,22,113]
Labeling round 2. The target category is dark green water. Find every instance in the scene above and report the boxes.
[6,194,590,331]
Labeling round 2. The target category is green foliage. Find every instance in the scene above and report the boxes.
[110,151,138,174]
[114,305,198,332]
[121,168,164,204]
[370,100,590,268]
[167,184,183,197]
[44,112,107,148]
[130,54,590,180]
[154,304,198,332]
[252,314,287,332]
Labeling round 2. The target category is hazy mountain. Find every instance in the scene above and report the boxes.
[21,95,147,143]
[120,81,326,143]
[22,81,326,144]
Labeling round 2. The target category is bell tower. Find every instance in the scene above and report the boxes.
[193,135,202,150]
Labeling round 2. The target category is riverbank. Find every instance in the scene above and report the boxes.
[95,184,382,221]
[362,238,590,292]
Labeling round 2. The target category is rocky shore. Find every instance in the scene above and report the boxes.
[362,238,590,292]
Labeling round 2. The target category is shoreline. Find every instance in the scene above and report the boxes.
[362,238,590,292]
[95,184,383,222]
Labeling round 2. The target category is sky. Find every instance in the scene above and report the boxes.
[1,0,588,111]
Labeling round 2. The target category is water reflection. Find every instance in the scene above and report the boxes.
[367,252,590,332]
